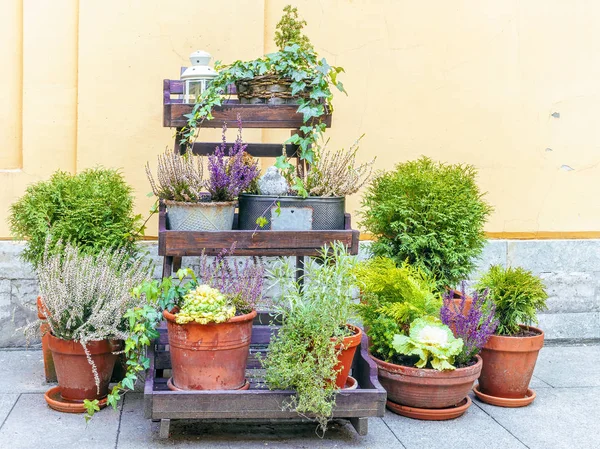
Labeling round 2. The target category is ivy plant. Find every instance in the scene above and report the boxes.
[182,6,346,196]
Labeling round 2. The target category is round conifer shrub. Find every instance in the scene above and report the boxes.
[9,168,143,269]
[360,157,492,291]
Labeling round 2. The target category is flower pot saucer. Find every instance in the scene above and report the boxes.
[473,384,536,408]
[386,396,471,420]
[44,386,108,414]
[167,377,250,391]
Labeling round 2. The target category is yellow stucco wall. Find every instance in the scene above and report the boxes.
[1,0,599,238]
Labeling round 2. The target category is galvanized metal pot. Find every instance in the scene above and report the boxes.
[165,200,235,231]
[237,194,345,230]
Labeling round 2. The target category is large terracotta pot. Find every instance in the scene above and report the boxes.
[371,353,482,409]
[163,308,256,390]
[47,334,122,402]
[333,325,363,388]
[478,325,544,398]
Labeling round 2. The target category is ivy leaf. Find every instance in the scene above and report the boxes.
[275,155,293,171]
[256,217,268,228]
[291,178,309,198]
[291,81,307,96]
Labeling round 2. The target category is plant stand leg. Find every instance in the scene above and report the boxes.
[159,419,171,439]
[350,417,368,436]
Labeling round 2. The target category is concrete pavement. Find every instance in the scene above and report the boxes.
[0,344,598,448]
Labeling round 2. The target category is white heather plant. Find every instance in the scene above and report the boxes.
[29,242,153,390]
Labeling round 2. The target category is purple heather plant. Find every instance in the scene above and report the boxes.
[440,282,498,366]
[197,245,265,314]
[207,118,260,202]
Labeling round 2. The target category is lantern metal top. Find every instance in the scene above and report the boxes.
[181,50,217,80]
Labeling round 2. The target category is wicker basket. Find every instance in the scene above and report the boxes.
[165,200,235,231]
[235,75,309,105]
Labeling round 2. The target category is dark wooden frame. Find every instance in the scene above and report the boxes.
[146,80,381,440]
[144,316,386,439]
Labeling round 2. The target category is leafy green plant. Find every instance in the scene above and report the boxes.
[182,6,345,195]
[475,265,548,335]
[9,168,143,269]
[262,242,357,433]
[360,157,492,291]
[175,284,236,324]
[353,257,441,361]
[392,317,463,371]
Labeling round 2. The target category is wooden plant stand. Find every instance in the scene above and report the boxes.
[143,80,386,439]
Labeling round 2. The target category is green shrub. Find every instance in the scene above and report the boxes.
[475,265,548,335]
[353,257,441,361]
[360,157,492,291]
[9,168,143,268]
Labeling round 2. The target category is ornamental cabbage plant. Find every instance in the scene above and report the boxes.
[392,317,464,371]
[175,284,236,325]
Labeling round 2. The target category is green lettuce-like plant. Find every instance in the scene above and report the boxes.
[475,265,548,336]
[175,284,236,325]
[392,317,463,371]
[360,157,492,291]
[353,257,441,361]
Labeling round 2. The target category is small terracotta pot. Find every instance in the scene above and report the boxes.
[478,325,544,399]
[371,353,482,409]
[37,297,57,383]
[163,308,256,390]
[333,325,363,389]
[47,334,122,402]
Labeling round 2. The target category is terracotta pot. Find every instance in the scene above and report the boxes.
[37,297,57,383]
[163,308,256,390]
[333,325,363,388]
[478,325,544,399]
[47,334,122,402]
[371,353,482,409]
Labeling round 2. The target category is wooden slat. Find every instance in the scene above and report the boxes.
[159,229,358,257]
[150,389,384,420]
[189,142,297,158]
[164,102,332,129]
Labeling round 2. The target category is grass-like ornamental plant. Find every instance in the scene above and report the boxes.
[440,284,498,365]
[475,265,548,336]
[353,257,441,361]
[360,157,492,291]
[9,168,143,269]
[262,242,357,433]
[392,317,463,371]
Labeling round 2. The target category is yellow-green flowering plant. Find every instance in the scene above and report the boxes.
[176,284,236,325]
[392,317,464,371]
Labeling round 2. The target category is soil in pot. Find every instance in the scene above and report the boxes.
[47,334,122,402]
[333,325,363,389]
[477,325,544,401]
[371,352,482,410]
[163,308,256,390]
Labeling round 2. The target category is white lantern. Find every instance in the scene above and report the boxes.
[181,50,217,104]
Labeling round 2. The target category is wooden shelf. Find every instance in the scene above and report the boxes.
[163,79,332,129]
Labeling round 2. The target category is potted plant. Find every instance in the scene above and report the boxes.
[26,242,153,417]
[138,247,265,390]
[9,167,146,382]
[146,120,259,231]
[261,242,362,433]
[182,6,347,215]
[238,137,374,230]
[354,257,497,420]
[473,265,548,407]
[360,157,492,292]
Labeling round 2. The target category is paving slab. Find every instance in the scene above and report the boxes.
[534,345,600,387]
[0,350,48,393]
[117,393,400,448]
[474,387,600,449]
[383,392,527,449]
[0,394,19,427]
[0,393,121,449]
